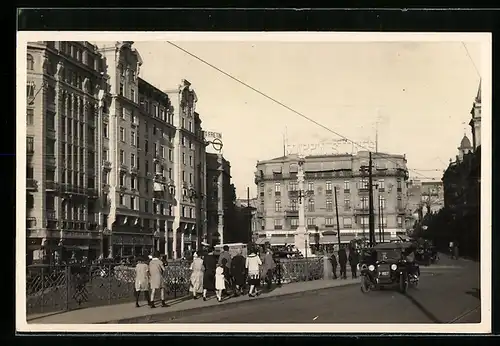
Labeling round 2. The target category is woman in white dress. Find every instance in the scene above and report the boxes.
[215,263,225,302]
[189,252,204,299]
[246,248,262,297]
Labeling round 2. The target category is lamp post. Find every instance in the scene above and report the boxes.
[294,155,308,257]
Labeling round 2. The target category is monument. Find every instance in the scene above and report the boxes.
[293,155,314,257]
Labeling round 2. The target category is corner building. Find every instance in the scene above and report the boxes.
[254,151,410,249]
[26,41,110,264]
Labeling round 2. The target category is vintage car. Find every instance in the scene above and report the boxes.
[359,242,419,294]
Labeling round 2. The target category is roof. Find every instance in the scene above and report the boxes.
[460,135,472,149]
[476,79,481,103]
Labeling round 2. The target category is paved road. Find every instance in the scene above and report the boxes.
[151,263,481,324]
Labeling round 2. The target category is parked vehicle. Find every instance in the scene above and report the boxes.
[359,242,419,294]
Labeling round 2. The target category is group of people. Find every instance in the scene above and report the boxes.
[190,245,276,302]
[328,246,360,280]
[134,251,168,308]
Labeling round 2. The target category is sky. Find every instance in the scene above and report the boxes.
[126,40,482,199]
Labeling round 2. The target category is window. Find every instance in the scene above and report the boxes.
[119,150,125,164]
[308,199,315,212]
[274,219,283,230]
[397,179,402,191]
[359,179,368,189]
[344,181,350,191]
[326,198,333,211]
[144,200,149,213]
[397,196,403,209]
[119,127,125,142]
[308,182,314,192]
[182,170,186,182]
[26,137,34,153]
[378,179,385,191]
[154,143,158,156]
[182,153,186,165]
[103,149,109,161]
[325,217,334,226]
[131,131,136,146]
[275,182,281,193]
[189,140,194,150]
[188,121,193,132]
[144,140,149,153]
[119,83,124,96]
[289,182,297,191]
[103,123,109,138]
[27,54,34,70]
[160,108,165,121]
[291,218,299,228]
[131,176,136,190]
[153,125,157,136]
[161,145,165,159]
[131,89,135,103]
[181,135,186,146]
[397,216,403,227]
[27,81,35,98]
[326,181,332,192]
[360,216,369,226]
[343,217,352,228]
[189,173,193,184]
[130,196,136,210]
[181,118,185,129]
[189,155,193,167]
[104,171,110,184]
[119,172,126,186]
[168,149,173,161]
[168,168,172,179]
[381,216,387,227]
[275,200,281,212]
[131,153,136,167]
[344,198,351,209]
[307,218,316,226]
[26,108,34,125]
[153,105,158,117]
[379,196,386,209]
[360,196,369,209]
[290,199,297,211]
[119,194,124,205]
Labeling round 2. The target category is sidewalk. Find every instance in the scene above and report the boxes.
[27,278,359,324]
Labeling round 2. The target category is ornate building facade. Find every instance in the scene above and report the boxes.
[254,151,410,247]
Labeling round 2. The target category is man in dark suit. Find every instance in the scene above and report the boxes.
[338,247,348,279]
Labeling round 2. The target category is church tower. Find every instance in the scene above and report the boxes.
[458,134,473,161]
[469,80,481,149]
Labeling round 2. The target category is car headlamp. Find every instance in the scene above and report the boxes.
[368,265,375,271]
[391,264,397,270]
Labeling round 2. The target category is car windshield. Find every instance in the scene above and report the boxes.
[376,249,401,261]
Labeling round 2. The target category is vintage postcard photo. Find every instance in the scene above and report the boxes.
[16,32,491,334]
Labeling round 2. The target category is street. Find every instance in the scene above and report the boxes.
[150,263,480,324]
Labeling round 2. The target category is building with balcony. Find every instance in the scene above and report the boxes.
[26,41,110,264]
[253,151,410,247]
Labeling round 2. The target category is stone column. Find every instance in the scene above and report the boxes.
[164,221,169,259]
[294,156,308,256]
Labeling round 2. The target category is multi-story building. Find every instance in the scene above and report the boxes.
[254,151,410,247]
[206,153,232,245]
[164,81,207,259]
[26,41,110,264]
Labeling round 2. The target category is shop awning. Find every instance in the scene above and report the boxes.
[318,235,338,244]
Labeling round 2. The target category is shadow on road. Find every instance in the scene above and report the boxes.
[465,288,480,300]
[401,292,443,323]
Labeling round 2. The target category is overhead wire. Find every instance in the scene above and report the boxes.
[166,41,445,181]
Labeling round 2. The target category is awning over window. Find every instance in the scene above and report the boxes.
[272,167,283,173]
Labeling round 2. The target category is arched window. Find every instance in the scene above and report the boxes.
[27,54,34,70]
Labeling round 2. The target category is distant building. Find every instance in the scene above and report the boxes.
[254,151,410,246]
[469,81,481,150]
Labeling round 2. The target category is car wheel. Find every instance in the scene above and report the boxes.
[360,276,371,294]
[399,273,408,294]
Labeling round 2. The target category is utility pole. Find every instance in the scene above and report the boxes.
[196,163,202,252]
[381,200,385,243]
[377,190,382,243]
[247,187,251,243]
[334,186,341,247]
[368,152,376,246]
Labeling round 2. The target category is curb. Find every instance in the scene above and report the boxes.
[103,281,360,324]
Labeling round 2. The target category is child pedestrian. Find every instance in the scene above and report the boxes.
[215,263,225,302]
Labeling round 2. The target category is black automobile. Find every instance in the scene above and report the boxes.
[359,242,419,294]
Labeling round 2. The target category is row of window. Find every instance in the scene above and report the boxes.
[271,179,401,193]
[272,196,397,212]
[272,216,404,228]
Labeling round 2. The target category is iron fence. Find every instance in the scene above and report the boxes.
[26,258,324,315]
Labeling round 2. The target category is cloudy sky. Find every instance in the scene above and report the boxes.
[127,39,482,198]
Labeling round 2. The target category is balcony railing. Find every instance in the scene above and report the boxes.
[274,225,283,230]
[285,209,298,217]
[87,188,98,198]
[61,184,86,195]
[307,224,317,230]
[26,178,38,190]
[325,189,333,195]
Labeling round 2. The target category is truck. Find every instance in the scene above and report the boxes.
[214,243,248,258]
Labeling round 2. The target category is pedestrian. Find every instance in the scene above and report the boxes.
[230,248,246,296]
[134,256,151,308]
[215,263,225,302]
[189,252,204,299]
[262,247,276,291]
[348,249,359,279]
[338,247,348,279]
[449,241,454,259]
[148,251,167,308]
[246,247,262,297]
[329,252,338,279]
[202,247,217,301]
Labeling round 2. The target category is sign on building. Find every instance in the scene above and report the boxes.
[286,138,375,156]
[203,130,223,154]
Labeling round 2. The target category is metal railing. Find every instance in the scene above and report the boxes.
[26,258,324,315]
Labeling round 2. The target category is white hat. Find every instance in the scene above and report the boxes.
[148,255,153,259]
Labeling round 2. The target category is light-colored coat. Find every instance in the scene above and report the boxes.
[190,257,204,293]
[149,258,165,289]
[135,262,149,291]
[246,253,262,277]
[215,266,226,290]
